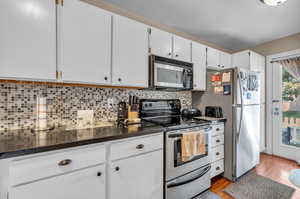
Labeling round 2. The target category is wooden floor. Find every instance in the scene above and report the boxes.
[210,153,300,199]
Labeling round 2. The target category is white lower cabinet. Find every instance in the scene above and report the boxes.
[10,164,106,199]
[110,150,163,199]
[6,134,164,199]
[210,122,225,179]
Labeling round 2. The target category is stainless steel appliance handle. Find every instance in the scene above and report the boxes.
[237,70,244,141]
[167,127,212,138]
[167,165,211,188]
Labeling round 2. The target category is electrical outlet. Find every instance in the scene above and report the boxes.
[77,110,94,128]
[107,98,114,108]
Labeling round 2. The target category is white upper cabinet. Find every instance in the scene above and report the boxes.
[112,16,148,87]
[206,47,221,69]
[110,150,163,199]
[232,50,265,72]
[192,42,206,91]
[207,47,231,70]
[173,35,191,62]
[59,0,112,85]
[220,51,232,69]
[148,27,173,58]
[0,0,56,80]
[232,50,251,69]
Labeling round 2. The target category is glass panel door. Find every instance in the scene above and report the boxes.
[272,62,300,160]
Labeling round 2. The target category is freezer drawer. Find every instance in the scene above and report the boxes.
[166,164,211,199]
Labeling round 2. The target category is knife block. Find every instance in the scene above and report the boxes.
[127,105,140,123]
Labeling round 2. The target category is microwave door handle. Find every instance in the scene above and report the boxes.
[167,165,211,188]
[182,69,186,88]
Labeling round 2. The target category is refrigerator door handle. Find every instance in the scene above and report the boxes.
[237,70,244,141]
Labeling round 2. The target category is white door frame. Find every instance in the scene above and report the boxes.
[266,49,300,160]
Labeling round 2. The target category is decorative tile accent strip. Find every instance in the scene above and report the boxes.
[0,83,192,135]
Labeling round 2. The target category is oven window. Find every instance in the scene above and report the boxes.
[174,132,208,167]
[157,67,183,85]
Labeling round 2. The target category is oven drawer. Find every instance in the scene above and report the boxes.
[211,159,224,178]
[211,145,224,162]
[10,144,106,186]
[211,134,224,147]
[110,133,163,161]
[212,123,224,136]
[166,164,211,199]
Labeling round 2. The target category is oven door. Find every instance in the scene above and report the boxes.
[165,126,212,181]
[154,63,184,88]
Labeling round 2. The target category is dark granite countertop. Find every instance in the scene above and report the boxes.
[0,125,165,159]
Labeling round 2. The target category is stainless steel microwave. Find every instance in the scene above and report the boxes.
[149,55,193,90]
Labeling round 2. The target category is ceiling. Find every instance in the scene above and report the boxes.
[103,0,300,52]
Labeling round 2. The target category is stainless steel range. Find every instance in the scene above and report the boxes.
[139,99,212,199]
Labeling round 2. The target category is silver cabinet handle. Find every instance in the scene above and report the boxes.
[136,144,144,150]
[58,159,72,166]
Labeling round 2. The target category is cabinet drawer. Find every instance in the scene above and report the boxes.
[10,144,106,186]
[10,164,106,199]
[211,145,224,162]
[211,134,224,147]
[211,159,224,178]
[212,123,224,136]
[111,134,163,161]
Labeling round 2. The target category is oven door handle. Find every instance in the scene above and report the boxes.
[167,165,211,188]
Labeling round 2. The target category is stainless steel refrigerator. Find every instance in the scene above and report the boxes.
[193,67,261,181]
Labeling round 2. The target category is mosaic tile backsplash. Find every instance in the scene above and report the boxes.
[0,83,192,134]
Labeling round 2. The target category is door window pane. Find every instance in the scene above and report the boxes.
[282,67,300,148]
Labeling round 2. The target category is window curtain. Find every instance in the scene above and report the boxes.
[279,57,300,81]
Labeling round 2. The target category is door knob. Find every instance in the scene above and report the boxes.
[104,76,108,81]
[118,78,122,82]
[97,172,102,177]
[115,166,120,171]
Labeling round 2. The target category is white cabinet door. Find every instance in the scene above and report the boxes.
[173,35,191,62]
[207,47,220,69]
[0,0,56,80]
[249,51,261,72]
[60,0,111,84]
[260,56,266,103]
[10,165,106,199]
[232,50,250,69]
[220,51,231,69]
[112,16,148,87]
[110,150,163,199]
[192,42,206,91]
[149,27,173,58]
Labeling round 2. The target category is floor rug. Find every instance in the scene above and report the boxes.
[224,172,295,199]
[289,169,300,188]
[194,190,222,199]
